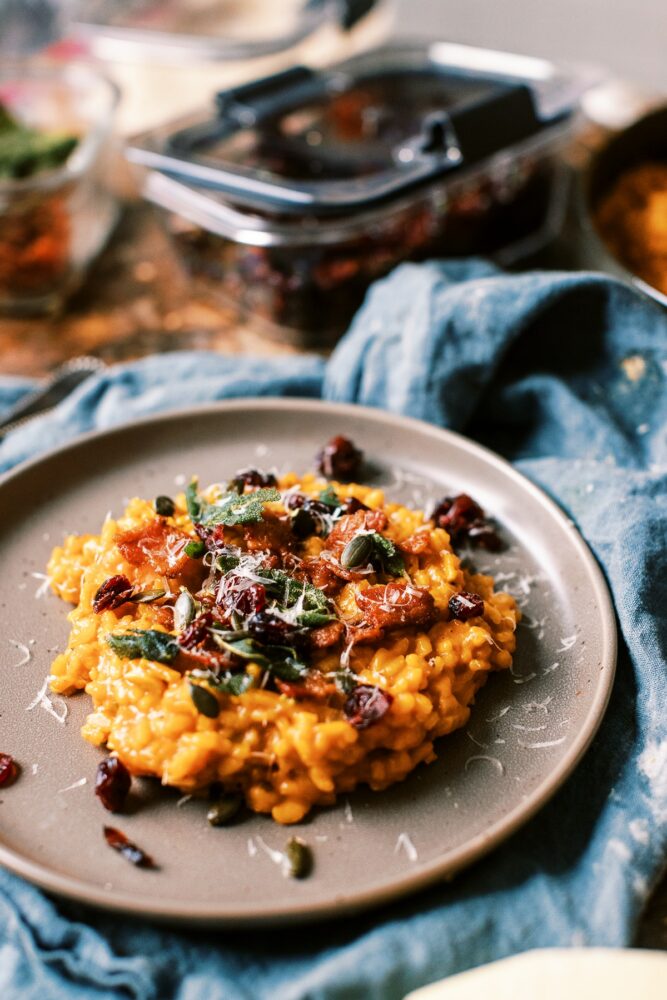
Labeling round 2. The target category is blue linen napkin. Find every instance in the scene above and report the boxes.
[1,261,666,1000]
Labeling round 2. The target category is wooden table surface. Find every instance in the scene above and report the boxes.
[0,196,665,949]
[0,200,298,379]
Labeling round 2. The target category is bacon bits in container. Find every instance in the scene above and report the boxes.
[128,42,587,346]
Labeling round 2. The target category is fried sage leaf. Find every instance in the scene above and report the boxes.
[318,485,341,510]
[198,488,281,527]
[208,671,253,696]
[107,629,180,664]
[370,532,405,576]
[185,478,202,521]
[213,636,308,681]
[260,569,330,614]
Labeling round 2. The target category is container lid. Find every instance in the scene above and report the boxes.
[72,0,378,63]
[128,42,588,217]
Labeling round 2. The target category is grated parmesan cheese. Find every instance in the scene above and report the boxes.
[26,675,68,725]
[518,736,566,750]
[465,755,505,775]
[8,639,31,667]
[394,832,418,862]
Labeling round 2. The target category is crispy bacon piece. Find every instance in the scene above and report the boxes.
[275,672,336,701]
[175,648,237,674]
[308,620,345,649]
[116,520,192,578]
[303,558,346,596]
[346,623,385,646]
[242,512,294,560]
[151,605,175,631]
[355,580,435,630]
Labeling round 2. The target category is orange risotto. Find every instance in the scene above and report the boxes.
[47,438,519,825]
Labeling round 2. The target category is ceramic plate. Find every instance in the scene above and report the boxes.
[0,400,616,925]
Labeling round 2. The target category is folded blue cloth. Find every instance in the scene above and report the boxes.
[1,262,666,1000]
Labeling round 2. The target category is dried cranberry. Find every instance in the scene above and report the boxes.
[341,496,370,514]
[292,509,317,538]
[283,492,306,510]
[432,493,501,550]
[467,519,502,552]
[95,757,131,813]
[103,826,155,868]
[316,436,363,481]
[448,591,484,621]
[93,575,135,613]
[343,685,393,729]
[229,468,277,492]
[432,493,481,534]
[0,753,18,787]
[247,611,301,647]
[291,498,336,538]
[179,612,213,649]
[218,576,267,616]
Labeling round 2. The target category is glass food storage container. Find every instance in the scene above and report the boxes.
[129,42,589,346]
[68,0,391,135]
[0,61,119,316]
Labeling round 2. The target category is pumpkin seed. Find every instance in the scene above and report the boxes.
[131,589,166,604]
[174,590,196,630]
[189,683,220,719]
[285,837,313,879]
[340,533,373,569]
[207,795,242,827]
[154,495,175,517]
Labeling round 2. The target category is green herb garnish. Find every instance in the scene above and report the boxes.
[370,532,405,576]
[335,668,358,695]
[319,486,340,509]
[296,610,335,628]
[196,488,281,527]
[212,636,308,681]
[207,671,253,696]
[260,569,330,614]
[216,552,241,573]
[185,478,202,522]
[184,539,205,559]
[107,629,180,664]
[0,101,78,180]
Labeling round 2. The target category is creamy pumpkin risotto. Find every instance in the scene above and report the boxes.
[48,436,519,826]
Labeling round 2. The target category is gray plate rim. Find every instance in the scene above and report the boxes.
[0,398,617,925]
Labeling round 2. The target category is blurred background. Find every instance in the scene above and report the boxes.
[0,0,666,389]
[394,0,667,90]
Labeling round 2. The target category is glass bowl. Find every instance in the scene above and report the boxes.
[0,61,120,316]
